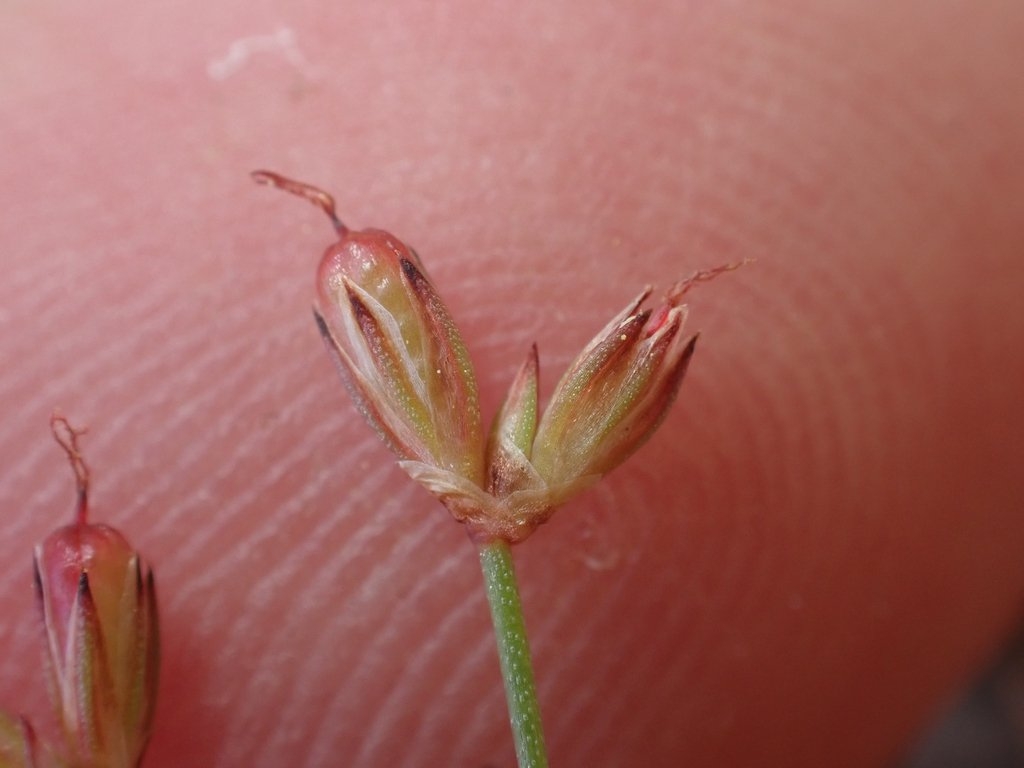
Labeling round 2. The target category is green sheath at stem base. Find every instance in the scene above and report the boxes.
[478,539,549,768]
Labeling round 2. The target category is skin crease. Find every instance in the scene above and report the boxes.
[1,1,1023,766]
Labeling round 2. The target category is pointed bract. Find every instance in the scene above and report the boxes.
[531,307,648,483]
[486,346,540,499]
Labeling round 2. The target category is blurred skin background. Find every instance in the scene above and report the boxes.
[1,2,1023,766]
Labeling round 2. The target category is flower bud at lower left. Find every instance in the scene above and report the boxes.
[34,416,158,768]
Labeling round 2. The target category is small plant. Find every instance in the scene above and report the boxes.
[255,171,739,767]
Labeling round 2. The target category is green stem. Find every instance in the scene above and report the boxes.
[478,539,549,768]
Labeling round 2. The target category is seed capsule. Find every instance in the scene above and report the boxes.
[34,416,159,768]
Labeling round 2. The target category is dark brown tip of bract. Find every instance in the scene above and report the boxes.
[399,257,437,303]
[251,170,349,236]
[77,570,91,599]
[313,308,332,341]
[682,333,699,361]
[50,412,90,526]
[399,257,423,285]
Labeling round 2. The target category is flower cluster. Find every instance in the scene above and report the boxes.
[255,171,737,543]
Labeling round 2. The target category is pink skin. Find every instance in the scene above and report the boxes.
[1,2,1023,767]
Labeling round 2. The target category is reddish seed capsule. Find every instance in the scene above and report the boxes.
[34,416,159,768]
[252,170,485,488]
